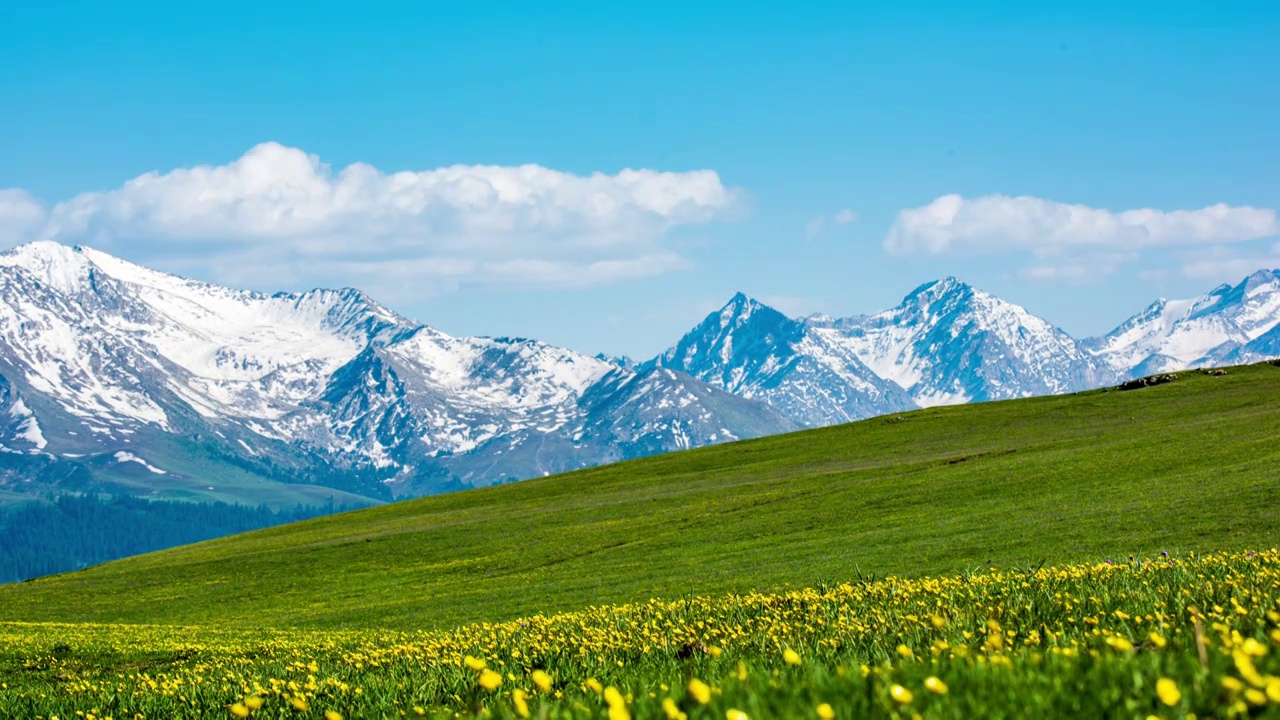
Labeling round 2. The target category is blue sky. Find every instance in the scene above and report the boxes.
[2,1,1278,357]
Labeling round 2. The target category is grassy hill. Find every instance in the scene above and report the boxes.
[2,363,1279,631]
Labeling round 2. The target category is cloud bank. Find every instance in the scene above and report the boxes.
[6,142,743,291]
[1180,243,1280,280]
[885,193,1279,279]
[0,190,47,247]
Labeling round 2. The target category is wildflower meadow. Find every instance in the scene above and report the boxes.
[4,550,1280,718]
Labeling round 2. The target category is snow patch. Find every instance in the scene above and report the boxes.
[7,397,47,450]
[113,451,167,474]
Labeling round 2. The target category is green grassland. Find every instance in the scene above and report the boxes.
[2,362,1279,631]
[2,551,1279,719]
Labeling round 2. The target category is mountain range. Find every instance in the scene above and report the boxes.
[1,240,1278,508]
[0,242,790,506]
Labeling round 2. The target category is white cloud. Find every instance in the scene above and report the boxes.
[886,194,1279,255]
[804,207,857,242]
[23,142,742,289]
[1180,243,1280,281]
[0,189,47,246]
[886,193,1280,282]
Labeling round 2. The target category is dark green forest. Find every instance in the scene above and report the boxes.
[0,495,345,583]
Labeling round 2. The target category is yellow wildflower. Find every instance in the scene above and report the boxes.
[896,644,913,659]
[1266,677,1280,703]
[688,678,712,705]
[924,676,948,695]
[244,696,264,711]
[1234,650,1267,687]
[230,704,250,719]
[532,670,553,692]
[478,669,503,690]
[464,656,487,671]
[324,712,343,720]
[604,686,625,708]
[726,710,749,720]
[604,688,630,720]
[816,702,835,719]
[662,697,687,720]
[889,685,913,704]
[512,690,530,718]
[783,648,801,665]
[1106,636,1134,652]
[586,678,603,694]
[1156,678,1181,706]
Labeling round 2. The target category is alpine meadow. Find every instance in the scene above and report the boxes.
[5,3,1280,718]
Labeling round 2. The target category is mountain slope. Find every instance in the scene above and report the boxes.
[647,293,917,426]
[653,272,1280,420]
[0,242,792,503]
[3,362,1277,630]
[1086,269,1280,376]
[824,278,1113,406]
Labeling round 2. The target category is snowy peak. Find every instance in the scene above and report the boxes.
[719,291,772,322]
[0,242,426,431]
[832,278,1107,406]
[650,294,803,392]
[649,294,916,427]
[903,276,971,305]
[0,241,97,294]
[651,275,1116,423]
[0,241,792,501]
[1192,269,1280,331]
[1088,268,1280,374]
[593,352,638,370]
[894,277,1041,335]
[654,294,802,390]
[4,240,1278,505]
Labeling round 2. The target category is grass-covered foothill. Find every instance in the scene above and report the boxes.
[2,363,1280,630]
[2,550,1280,718]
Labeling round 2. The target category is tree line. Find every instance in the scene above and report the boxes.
[0,494,349,583]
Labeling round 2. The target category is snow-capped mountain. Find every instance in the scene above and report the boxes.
[654,271,1280,422]
[0,242,793,504]
[652,279,1116,421]
[646,293,917,426]
[825,278,1113,406]
[593,353,638,370]
[1085,269,1280,377]
[3,240,1277,509]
